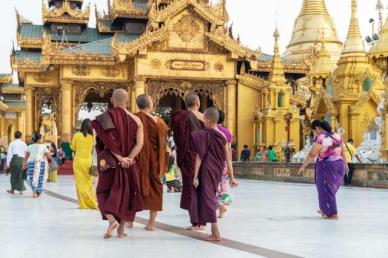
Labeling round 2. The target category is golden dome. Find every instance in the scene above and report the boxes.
[284,0,343,64]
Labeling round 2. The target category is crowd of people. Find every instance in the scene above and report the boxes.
[3,87,356,240]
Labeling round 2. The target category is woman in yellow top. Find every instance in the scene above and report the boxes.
[70,119,98,209]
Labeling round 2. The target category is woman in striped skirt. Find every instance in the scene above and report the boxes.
[23,133,51,198]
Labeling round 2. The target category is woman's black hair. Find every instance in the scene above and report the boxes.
[31,132,42,143]
[80,119,93,137]
[50,142,57,157]
[311,119,332,133]
[218,109,225,124]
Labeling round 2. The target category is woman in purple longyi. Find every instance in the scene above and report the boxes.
[298,120,348,219]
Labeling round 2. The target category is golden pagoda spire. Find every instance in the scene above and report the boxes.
[284,0,342,64]
[342,0,365,54]
[269,27,287,86]
[300,0,328,15]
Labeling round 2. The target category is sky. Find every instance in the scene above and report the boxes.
[0,0,385,74]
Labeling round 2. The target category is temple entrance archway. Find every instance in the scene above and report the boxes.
[154,87,216,125]
[75,87,114,129]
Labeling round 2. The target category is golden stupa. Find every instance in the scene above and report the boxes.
[284,0,343,64]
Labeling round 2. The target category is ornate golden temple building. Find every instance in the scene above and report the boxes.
[5,0,388,159]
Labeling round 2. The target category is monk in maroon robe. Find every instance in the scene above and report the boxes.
[92,89,144,239]
[135,94,169,231]
[192,108,238,241]
[172,93,205,230]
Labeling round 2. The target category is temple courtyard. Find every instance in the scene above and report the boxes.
[0,175,387,258]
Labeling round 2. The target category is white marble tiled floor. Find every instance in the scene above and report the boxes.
[1,175,388,258]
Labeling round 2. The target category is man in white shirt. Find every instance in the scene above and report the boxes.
[6,131,28,195]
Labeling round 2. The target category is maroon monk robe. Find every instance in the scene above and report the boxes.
[191,129,226,225]
[92,107,143,222]
[172,111,204,213]
[136,112,169,211]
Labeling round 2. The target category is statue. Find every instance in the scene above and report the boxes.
[355,97,385,163]
[39,113,58,146]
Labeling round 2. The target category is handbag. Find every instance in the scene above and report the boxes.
[89,166,99,177]
[48,159,58,173]
[97,148,117,172]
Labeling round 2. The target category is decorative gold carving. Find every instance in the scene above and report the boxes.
[112,27,169,57]
[34,73,51,83]
[147,0,228,28]
[173,15,200,42]
[71,65,90,76]
[42,1,90,25]
[205,30,259,59]
[151,59,161,69]
[214,62,224,72]
[111,0,148,20]
[103,67,120,78]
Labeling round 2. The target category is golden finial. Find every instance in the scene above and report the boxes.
[376,0,384,32]
[342,0,364,54]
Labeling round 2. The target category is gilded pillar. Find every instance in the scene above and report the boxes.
[226,80,237,136]
[17,112,25,141]
[134,77,146,112]
[200,94,207,112]
[25,88,35,142]
[61,81,73,142]
[128,83,136,113]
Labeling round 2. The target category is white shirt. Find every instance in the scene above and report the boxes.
[6,139,28,166]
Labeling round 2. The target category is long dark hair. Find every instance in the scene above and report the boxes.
[311,119,332,134]
[218,109,225,124]
[80,119,93,137]
[50,142,57,157]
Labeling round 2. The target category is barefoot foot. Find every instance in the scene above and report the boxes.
[205,235,221,242]
[187,225,206,231]
[126,222,134,228]
[317,209,325,218]
[218,205,227,218]
[117,224,127,239]
[145,224,156,231]
[103,221,119,239]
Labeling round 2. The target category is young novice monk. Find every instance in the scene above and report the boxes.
[192,108,238,241]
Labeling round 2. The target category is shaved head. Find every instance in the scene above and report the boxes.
[185,93,200,109]
[112,88,129,108]
[204,108,219,124]
[136,94,152,110]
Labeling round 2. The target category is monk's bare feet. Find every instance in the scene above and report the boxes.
[103,221,119,239]
[126,222,134,228]
[187,225,206,231]
[205,235,221,242]
[145,223,156,231]
[218,205,227,218]
[117,224,127,239]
